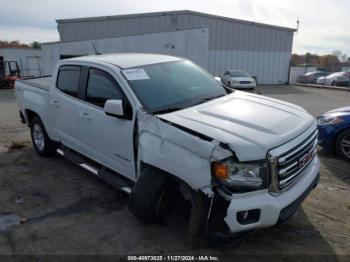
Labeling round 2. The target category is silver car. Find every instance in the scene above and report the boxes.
[221,70,256,90]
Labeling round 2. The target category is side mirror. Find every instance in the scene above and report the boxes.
[104,99,124,117]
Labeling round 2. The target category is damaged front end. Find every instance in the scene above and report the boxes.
[134,110,264,244]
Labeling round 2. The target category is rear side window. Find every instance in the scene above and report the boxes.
[86,68,123,107]
[56,66,82,97]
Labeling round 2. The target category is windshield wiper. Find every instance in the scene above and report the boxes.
[194,94,226,105]
[152,107,184,115]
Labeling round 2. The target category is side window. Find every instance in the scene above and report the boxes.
[57,66,82,97]
[86,68,123,107]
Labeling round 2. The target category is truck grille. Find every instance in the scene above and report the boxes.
[276,129,318,190]
[268,128,318,193]
[239,81,251,84]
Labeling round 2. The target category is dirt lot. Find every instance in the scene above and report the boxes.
[0,85,349,258]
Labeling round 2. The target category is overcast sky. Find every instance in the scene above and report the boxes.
[1,0,349,55]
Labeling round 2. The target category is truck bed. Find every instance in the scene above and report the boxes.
[18,76,51,91]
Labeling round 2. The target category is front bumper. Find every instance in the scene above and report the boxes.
[317,124,338,152]
[224,156,320,233]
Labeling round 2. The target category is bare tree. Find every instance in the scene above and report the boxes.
[332,50,343,61]
[341,54,348,63]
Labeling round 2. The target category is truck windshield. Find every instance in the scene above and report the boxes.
[122,60,229,114]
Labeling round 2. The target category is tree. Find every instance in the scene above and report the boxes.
[31,41,41,49]
[332,50,342,60]
[341,54,348,63]
[319,54,340,72]
[332,50,348,62]
[0,40,29,48]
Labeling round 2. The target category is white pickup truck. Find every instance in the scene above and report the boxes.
[15,54,320,243]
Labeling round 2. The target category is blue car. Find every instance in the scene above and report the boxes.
[317,106,350,161]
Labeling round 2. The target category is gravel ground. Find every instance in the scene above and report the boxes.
[0,85,349,259]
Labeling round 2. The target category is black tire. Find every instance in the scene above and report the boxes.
[30,116,58,157]
[331,81,336,86]
[0,81,9,89]
[227,81,231,88]
[335,129,350,162]
[128,167,170,224]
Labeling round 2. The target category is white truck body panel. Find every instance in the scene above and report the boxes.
[15,53,320,236]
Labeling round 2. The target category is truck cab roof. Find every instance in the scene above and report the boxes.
[63,53,183,69]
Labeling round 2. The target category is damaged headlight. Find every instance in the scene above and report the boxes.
[212,158,269,192]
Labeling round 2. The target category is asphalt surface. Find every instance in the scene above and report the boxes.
[0,85,349,258]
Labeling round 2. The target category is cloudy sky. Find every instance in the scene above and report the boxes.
[1,0,349,55]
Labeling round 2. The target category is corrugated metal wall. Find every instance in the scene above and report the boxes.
[58,12,293,52]
[42,28,209,75]
[56,11,294,84]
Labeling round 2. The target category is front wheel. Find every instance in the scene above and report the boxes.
[335,129,350,162]
[30,116,58,157]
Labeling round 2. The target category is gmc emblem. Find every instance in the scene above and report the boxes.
[299,149,314,168]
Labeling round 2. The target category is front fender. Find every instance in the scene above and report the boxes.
[136,111,232,190]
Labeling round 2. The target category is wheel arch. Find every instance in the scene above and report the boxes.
[333,126,350,150]
[25,108,57,142]
[25,109,40,126]
[139,161,196,190]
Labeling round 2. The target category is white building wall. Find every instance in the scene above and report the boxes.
[209,51,291,84]
[41,28,209,75]
[0,48,43,77]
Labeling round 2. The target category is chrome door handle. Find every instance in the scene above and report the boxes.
[80,112,92,121]
[51,100,61,108]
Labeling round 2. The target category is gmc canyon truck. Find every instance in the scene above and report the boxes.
[15,54,320,243]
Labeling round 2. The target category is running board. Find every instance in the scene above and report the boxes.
[57,147,132,194]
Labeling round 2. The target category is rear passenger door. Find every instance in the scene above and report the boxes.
[77,67,136,179]
[50,65,84,150]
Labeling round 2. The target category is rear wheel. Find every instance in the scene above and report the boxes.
[30,116,58,157]
[0,81,9,89]
[335,129,350,162]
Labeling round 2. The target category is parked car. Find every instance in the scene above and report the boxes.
[297,71,327,84]
[317,107,350,161]
[15,54,319,242]
[336,71,350,87]
[316,71,347,86]
[221,70,256,90]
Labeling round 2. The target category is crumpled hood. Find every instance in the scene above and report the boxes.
[158,91,315,161]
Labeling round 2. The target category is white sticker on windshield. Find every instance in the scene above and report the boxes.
[122,68,150,81]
